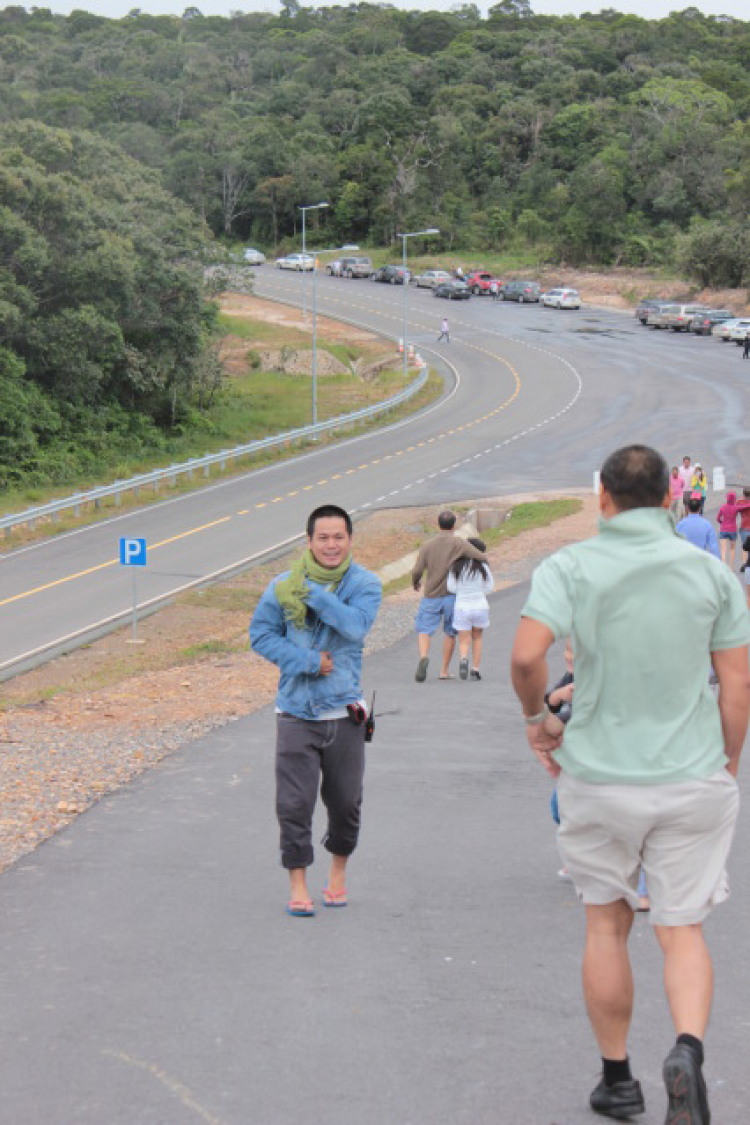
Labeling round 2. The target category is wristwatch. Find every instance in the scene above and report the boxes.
[524,706,549,726]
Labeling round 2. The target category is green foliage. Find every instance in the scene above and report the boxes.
[676,218,749,289]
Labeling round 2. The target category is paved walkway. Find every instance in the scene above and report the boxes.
[1,583,748,1124]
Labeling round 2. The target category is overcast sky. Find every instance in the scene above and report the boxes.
[42,0,750,22]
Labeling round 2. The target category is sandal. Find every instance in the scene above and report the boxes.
[286,899,316,917]
[322,887,348,908]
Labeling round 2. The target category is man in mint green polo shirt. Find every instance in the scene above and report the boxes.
[511,444,750,1125]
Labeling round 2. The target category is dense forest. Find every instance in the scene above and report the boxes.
[0,2,748,489]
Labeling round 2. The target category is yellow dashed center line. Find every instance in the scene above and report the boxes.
[0,516,232,608]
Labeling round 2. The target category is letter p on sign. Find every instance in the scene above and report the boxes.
[120,537,147,567]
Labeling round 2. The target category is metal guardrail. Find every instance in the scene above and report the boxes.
[1,367,429,538]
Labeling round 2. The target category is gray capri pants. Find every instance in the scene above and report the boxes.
[275,713,366,869]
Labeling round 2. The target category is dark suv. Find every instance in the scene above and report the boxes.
[689,310,734,336]
[499,280,541,303]
[373,264,407,284]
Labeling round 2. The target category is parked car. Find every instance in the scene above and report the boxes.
[658,304,712,331]
[373,264,407,284]
[339,255,374,278]
[433,280,470,300]
[714,319,744,342]
[689,310,735,335]
[645,305,669,327]
[728,319,750,344]
[243,247,266,265]
[276,253,314,271]
[465,271,502,296]
[414,269,452,289]
[635,298,673,324]
[541,287,581,309]
[498,280,541,303]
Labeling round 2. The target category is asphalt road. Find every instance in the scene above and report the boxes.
[1,273,748,676]
[1,586,748,1124]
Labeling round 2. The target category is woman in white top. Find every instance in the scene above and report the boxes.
[447,537,494,681]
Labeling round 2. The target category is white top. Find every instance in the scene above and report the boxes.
[678,465,693,488]
[447,565,494,602]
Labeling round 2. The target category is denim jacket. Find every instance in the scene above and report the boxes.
[249,562,382,719]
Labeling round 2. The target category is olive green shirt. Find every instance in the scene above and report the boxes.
[522,507,750,784]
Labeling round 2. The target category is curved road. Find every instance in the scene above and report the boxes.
[1,273,747,676]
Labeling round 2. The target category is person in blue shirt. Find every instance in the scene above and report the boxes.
[249,504,381,917]
[676,497,720,557]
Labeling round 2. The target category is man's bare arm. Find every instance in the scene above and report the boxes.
[511,617,555,714]
[511,617,563,777]
[712,645,750,776]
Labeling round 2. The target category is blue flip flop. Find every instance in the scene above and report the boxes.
[287,900,316,917]
[322,887,348,908]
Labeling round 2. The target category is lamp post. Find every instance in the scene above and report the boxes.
[310,244,359,427]
[299,201,329,321]
[399,228,439,380]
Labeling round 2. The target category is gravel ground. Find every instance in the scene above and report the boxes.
[0,492,596,872]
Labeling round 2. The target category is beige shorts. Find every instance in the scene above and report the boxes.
[557,769,740,926]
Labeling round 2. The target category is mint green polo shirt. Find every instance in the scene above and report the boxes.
[522,507,750,784]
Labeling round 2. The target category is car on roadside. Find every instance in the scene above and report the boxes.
[275,253,314,271]
[689,310,735,336]
[433,280,470,300]
[465,270,503,296]
[339,255,374,278]
[728,319,750,344]
[373,264,408,284]
[498,279,541,303]
[635,298,674,324]
[414,269,452,289]
[541,287,581,309]
[243,247,266,265]
[657,304,713,331]
[713,319,743,342]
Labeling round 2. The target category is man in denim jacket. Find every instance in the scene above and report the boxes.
[249,504,382,917]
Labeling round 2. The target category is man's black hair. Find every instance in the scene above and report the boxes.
[687,496,701,513]
[438,510,456,530]
[600,445,669,511]
[307,504,353,537]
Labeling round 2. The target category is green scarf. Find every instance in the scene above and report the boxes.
[275,548,352,629]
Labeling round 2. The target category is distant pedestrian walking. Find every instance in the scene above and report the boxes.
[447,537,494,681]
[437,317,450,343]
[412,511,486,681]
[677,497,720,556]
[743,332,750,359]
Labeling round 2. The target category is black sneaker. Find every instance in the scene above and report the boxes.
[470,669,481,681]
[590,1077,645,1119]
[663,1044,710,1124]
[415,657,429,683]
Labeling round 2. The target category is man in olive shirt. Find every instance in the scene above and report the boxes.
[412,510,487,681]
[511,445,750,1125]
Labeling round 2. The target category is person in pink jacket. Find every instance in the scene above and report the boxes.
[718,490,750,569]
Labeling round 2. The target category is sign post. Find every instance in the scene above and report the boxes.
[119,537,147,643]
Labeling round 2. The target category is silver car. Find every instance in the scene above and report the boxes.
[656,304,712,331]
[275,253,315,271]
[414,269,452,289]
[243,247,266,265]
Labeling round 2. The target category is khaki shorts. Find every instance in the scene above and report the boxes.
[557,770,739,926]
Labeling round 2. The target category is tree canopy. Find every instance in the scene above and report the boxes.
[0,3,745,273]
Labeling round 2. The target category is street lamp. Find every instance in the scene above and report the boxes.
[309,244,359,427]
[299,201,329,321]
[399,228,439,380]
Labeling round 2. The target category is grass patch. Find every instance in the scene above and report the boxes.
[482,498,582,547]
[178,639,242,660]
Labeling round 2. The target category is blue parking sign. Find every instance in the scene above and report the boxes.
[120,537,147,567]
